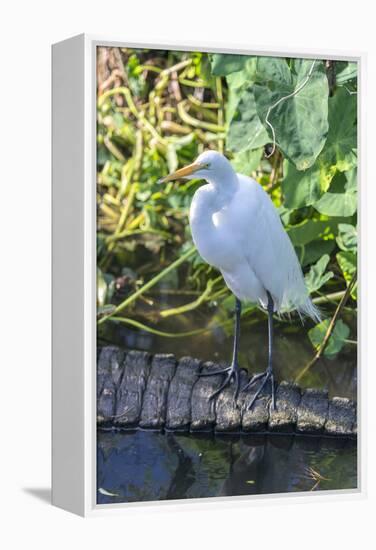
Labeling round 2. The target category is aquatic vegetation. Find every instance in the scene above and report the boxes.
[96,48,357,379]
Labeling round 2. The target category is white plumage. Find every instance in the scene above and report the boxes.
[159,149,320,408]
[185,151,319,320]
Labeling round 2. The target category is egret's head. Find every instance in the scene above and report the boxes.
[158,150,234,184]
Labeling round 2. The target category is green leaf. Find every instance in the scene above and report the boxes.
[230,148,263,175]
[345,167,357,192]
[337,251,357,299]
[252,58,329,170]
[226,70,251,90]
[278,204,293,226]
[305,254,334,293]
[336,223,357,252]
[313,163,357,217]
[326,170,347,192]
[254,56,292,86]
[282,88,357,210]
[300,239,336,267]
[314,189,357,217]
[322,87,357,172]
[336,62,358,85]
[226,88,270,152]
[225,71,253,123]
[224,60,259,123]
[282,160,323,209]
[210,54,250,76]
[308,319,350,358]
[97,268,115,307]
[97,268,107,307]
[287,220,332,246]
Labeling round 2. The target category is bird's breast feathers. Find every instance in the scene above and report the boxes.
[189,177,261,271]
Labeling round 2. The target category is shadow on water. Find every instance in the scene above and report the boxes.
[97,430,357,504]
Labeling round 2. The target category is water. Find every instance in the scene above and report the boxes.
[97,430,357,504]
[97,300,357,505]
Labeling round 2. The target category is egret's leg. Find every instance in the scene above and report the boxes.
[267,292,276,410]
[198,297,242,402]
[243,291,276,411]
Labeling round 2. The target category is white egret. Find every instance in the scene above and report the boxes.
[158,150,320,410]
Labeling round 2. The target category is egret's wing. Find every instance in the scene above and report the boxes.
[235,175,308,312]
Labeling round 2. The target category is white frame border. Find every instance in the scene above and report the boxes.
[53,33,366,517]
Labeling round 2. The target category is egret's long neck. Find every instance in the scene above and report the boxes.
[207,166,239,208]
[189,169,239,252]
[189,184,217,246]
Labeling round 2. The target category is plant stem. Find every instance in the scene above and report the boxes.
[98,86,167,146]
[160,58,192,77]
[187,95,220,109]
[108,129,143,256]
[103,135,126,162]
[136,64,162,74]
[295,272,357,383]
[109,302,261,339]
[109,316,212,338]
[97,247,196,325]
[312,290,346,305]
[105,227,171,244]
[177,100,225,132]
[216,77,225,153]
[159,276,221,318]
[178,78,210,88]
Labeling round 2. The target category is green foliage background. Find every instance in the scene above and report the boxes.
[96,47,357,368]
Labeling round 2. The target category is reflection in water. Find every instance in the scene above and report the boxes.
[97,430,357,504]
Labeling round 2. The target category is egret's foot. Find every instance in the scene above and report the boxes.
[242,369,276,411]
[199,363,241,403]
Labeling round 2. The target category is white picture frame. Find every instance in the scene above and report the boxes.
[52,34,365,517]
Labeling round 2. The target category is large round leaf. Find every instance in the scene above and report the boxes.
[304,254,334,294]
[210,54,250,76]
[308,319,350,358]
[336,223,357,252]
[287,220,332,246]
[230,148,263,175]
[253,58,329,170]
[227,89,270,152]
[336,251,357,299]
[314,190,357,217]
[335,61,358,85]
[282,160,323,209]
[321,87,357,172]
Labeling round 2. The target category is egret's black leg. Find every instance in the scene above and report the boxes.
[243,291,276,411]
[199,297,242,402]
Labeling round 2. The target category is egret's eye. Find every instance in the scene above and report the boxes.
[202,163,210,170]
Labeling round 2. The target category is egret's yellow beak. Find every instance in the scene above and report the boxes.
[158,162,205,184]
